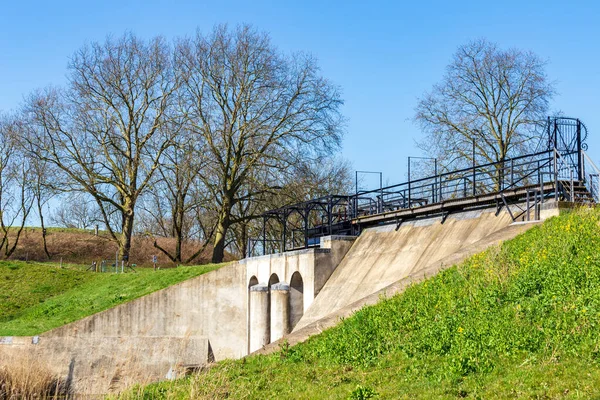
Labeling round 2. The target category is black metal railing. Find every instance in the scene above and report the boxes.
[249,117,591,257]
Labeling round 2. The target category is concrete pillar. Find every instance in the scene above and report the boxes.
[249,284,270,353]
[270,282,290,343]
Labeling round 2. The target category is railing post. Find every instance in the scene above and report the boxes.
[304,207,309,249]
[434,159,438,203]
[379,173,383,213]
[540,175,544,204]
[282,211,287,253]
[511,159,514,186]
[535,190,541,220]
[554,150,559,201]
[526,190,530,221]
[472,139,476,196]
[570,169,574,202]
[577,119,583,182]
[408,158,411,207]
[327,199,333,235]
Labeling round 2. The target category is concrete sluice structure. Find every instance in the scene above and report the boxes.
[0,202,564,395]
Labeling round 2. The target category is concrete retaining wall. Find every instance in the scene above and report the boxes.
[0,335,209,395]
[0,261,247,394]
[46,260,249,361]
[295,205,559,330]
[0,236,355,394]
[241,236,355,313]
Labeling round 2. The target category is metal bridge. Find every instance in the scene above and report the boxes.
[248,117,599,257]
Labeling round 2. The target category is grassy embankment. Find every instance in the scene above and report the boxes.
[0,261,221,336]
[123,207,600,399]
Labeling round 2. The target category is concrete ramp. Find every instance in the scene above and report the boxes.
[255,218,541,355]
[296,208,530,330]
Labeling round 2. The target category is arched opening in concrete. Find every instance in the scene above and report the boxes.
[247,275,259,353]
[289,271,304,329]
[268,273,280,286]
[248,276,259,288]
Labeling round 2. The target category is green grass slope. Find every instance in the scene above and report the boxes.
[0,262,220,336]
[123,207,600,399]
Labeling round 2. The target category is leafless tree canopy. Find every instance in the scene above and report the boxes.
[5,25,348,263]
[177,25,344,262]
[50,193,103,230]
[25,33,179,260]
[415,39,555,173]
[0,114,35,258]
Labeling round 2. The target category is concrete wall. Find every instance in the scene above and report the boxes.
[295,206,557,330]
[255,219,544,355]
[0,335,209,395]
[0,261,249,394]
[0,236,355,394]
[242,236,355,313]
[47,260,249,361]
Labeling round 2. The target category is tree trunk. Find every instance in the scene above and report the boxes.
[119,210,135,263]
[239,223,248,259]
[495,155,506,191]
[37,196,50,259]
[211,209,231,264]
[173,206,183,263]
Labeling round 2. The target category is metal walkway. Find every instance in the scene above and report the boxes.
[248,117,599,257]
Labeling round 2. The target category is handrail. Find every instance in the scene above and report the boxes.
[251,117,592,257]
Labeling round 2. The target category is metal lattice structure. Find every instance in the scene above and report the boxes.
[248,117,598,257]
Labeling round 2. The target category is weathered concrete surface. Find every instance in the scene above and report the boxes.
[3,261,249,394]
[0,236,355,395]
[242,236,356,314]
[295,207,552,330]
[270,283,290,343]
[249,284,270,353]
[0,335,209,395]
[46,261,248,361]
[255,219,542,355]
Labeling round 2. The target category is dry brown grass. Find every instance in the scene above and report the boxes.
[6,229,231,268]
[0,354,70,399]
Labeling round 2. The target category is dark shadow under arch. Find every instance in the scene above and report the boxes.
[248,275,259,288]
[268,273,280,287]
[289,271,304,329]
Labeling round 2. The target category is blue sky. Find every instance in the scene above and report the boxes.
[1,0,599,191]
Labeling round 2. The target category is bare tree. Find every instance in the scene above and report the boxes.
[0,114,35,258]
[49,193,102,230]
[415,39,555,186]
[176,25,344,263]
[24,33,179,260]
[142,129,207,263]
[28,156,59,258]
